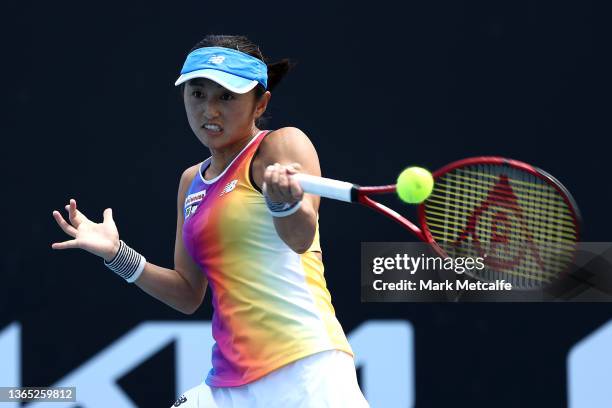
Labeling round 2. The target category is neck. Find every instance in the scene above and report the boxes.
[208,126,260,175]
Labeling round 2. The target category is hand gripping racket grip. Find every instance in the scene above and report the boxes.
[293,173,357,203]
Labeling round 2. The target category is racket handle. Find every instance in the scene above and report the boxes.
[293,173,356,203]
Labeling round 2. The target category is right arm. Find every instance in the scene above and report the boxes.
[134,165,207,314]
[51,165,207,315]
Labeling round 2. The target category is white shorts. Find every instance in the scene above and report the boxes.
[171,349,370,408]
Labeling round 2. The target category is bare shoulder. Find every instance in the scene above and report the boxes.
[250,127,321,191]
[262,126,313,148]
[178,162,202,196]
[259,127,318,164]
[181,162,201,180]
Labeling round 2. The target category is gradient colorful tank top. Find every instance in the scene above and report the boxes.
[182,130,353,387]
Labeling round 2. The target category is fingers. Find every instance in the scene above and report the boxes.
[52,210,77,237]
[51,239,79,250]
[271,163,281,187]
[68,198,78,223]
[264,163,303,203]
[278,167,290,194]
[264,163,285,201]
[263,165,276,196]
[103,208,113,224]
[285,163,304,199]
[285,163,302,174]
[63,198,90,227]
[288,175,303,200]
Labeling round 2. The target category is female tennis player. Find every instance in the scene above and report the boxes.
[51,34,369,407]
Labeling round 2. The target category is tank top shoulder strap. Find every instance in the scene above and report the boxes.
[186,130,271,193]
[239,129,271,164]
[240,130,274,193]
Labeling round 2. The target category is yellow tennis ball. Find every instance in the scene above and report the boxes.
[396,167,434,204]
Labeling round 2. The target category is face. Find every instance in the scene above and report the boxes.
[183,78,270,152]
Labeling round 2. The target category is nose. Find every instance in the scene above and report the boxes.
[202,99,220,120]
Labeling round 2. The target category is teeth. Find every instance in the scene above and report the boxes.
[203,124,221,131]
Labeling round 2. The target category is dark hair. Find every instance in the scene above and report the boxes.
[182,34,294,127]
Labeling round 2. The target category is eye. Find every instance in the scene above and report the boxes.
[220,92,235,101]
[191,90,203,98]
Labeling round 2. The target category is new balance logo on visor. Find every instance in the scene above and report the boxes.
[208,55,225,64]
[220,179,238,196]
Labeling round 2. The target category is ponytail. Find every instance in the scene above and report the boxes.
[266,58,294,92]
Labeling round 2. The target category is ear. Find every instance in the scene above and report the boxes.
[254,91,271,119]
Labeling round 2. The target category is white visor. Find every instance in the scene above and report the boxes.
[175,69,260,94]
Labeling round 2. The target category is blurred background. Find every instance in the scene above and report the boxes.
[1,0,611,406]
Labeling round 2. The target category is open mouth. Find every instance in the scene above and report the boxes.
[202,123,223,132]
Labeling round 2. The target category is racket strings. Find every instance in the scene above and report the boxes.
[425,209,577,240]
[444,246,558,281]
[484,165,570,286]
[431,184,575,221]
[446,242,573,277]
[447,169,562,195]
[424,164,578,289]
[469,165,568,287]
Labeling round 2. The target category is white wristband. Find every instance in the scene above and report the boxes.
[263,191,303,218]
[103,240,147,283]
[267,199,302,217]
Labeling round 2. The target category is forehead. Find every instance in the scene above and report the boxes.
[186,78,225,90]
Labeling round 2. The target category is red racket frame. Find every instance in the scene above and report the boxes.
[354,156,581,260]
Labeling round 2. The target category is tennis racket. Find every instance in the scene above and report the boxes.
[294,157,581,290]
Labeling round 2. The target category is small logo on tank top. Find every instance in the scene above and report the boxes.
[185,205,198,219]
[185,190,206,219]
[220,179,238,196]
[185,190,206,206]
